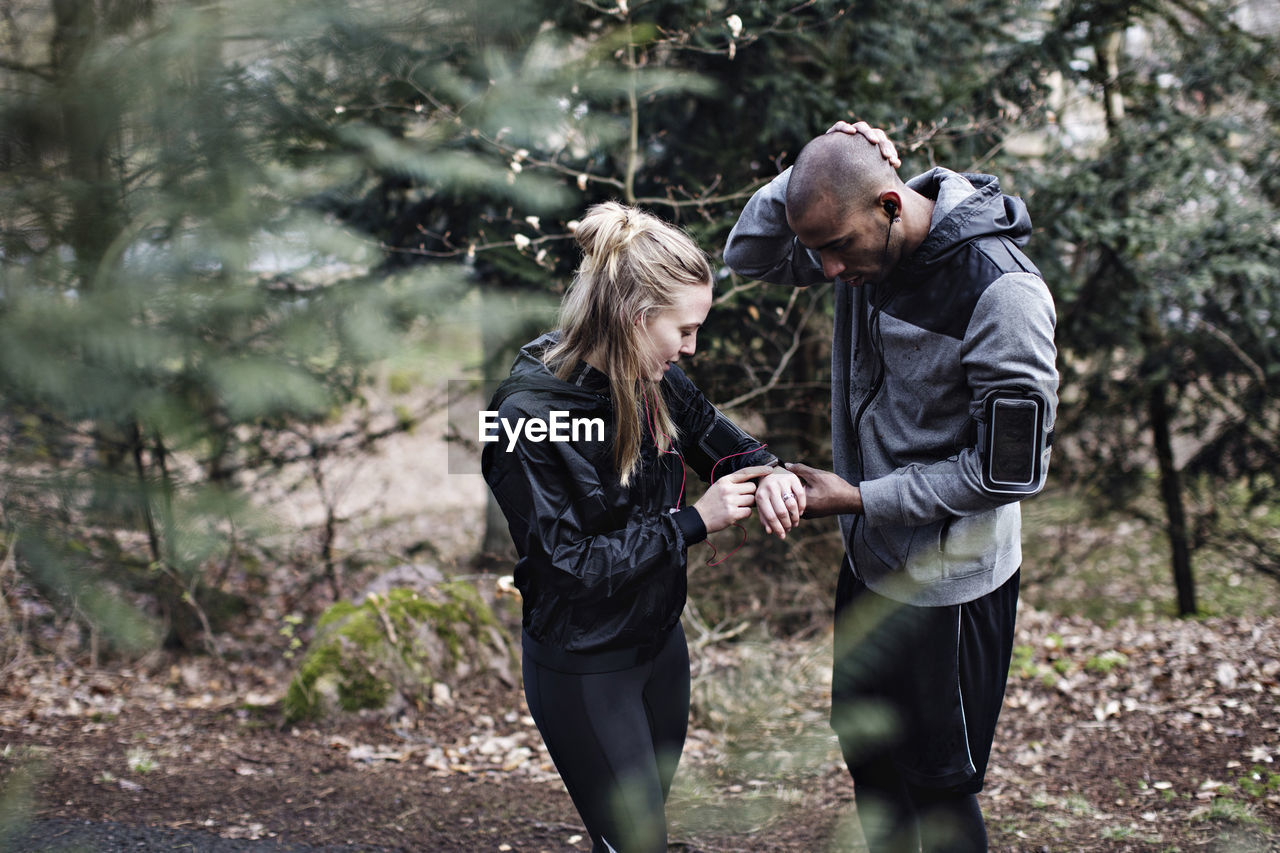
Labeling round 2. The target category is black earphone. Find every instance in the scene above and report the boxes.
[880,198,898,260]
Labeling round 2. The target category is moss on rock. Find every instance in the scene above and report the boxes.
[283,581,514,723]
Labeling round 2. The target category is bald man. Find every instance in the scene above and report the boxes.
[725,123,1058,853]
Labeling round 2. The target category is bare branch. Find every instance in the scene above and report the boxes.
[718,283,831,410]
[375,229,575,260]
[0,57,54,81]
[1191,316,1267,387]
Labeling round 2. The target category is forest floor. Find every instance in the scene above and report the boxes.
[3,603,1279,852]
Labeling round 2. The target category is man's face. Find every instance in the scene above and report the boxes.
[788,199,899,287]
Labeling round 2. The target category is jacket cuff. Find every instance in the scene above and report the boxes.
[858,476,902,528]
[716,449,778,479]
[671,506,707,546]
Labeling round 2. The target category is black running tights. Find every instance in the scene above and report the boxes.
[522,625,690,853]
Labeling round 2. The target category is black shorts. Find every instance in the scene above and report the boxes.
[830,560,1019,794]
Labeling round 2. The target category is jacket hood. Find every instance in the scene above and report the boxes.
[489,331,608,410]
[899,168,1032,274]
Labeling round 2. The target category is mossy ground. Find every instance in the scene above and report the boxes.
[283,581,512,723]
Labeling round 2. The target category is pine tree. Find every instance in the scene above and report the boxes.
[0,0,572,653]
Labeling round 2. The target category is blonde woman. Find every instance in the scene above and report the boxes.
[482,202,804,853]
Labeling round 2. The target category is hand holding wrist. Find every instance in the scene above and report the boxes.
[783,462,862,518]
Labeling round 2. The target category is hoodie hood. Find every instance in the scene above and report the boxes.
[899,168,1033,274]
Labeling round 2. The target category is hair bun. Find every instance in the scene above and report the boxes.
[576,201,648,262]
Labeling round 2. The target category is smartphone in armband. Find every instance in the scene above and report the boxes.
[696,410,757,479]
[977,388,1048,495]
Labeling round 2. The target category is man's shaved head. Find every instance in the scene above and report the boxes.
[786,132,901,222]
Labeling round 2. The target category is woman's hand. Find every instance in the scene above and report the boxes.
[755,467,807,539]
[693,465,774,534]
[824,120,902,169]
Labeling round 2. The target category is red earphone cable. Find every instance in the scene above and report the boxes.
[704,443,767,566]
[642,383,768,566]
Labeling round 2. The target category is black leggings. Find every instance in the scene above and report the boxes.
[522,624,690,853]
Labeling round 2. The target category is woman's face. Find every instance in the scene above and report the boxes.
[638,282,713,381]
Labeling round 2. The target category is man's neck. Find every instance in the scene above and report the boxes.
[900,189,936,259]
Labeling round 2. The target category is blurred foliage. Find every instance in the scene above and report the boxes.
[0,0,594,654]
[1003,0,1280,610]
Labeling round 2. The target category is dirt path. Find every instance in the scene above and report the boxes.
[3,607,1279,852]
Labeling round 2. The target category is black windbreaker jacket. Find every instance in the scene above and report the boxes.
[481,333,777,658]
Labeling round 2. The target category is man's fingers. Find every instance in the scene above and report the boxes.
[860,127,902,167]
[828,120,902,168]
[784,461,816,480]
[722,465,775,484]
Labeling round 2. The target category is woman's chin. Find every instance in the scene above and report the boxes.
[643,364,668,382]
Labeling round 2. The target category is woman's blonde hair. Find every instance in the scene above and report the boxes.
[544,201,712,486]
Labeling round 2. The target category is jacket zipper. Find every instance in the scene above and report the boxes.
[849,286,889,551]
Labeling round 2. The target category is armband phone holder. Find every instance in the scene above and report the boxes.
[977,388,1048,495]
[696,410,754,480]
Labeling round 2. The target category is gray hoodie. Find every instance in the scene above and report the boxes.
[724,167,1058,606]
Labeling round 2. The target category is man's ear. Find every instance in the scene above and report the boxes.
[879,190,903,221]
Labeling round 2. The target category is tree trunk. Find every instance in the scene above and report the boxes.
[477,286,522,569]
[1149,383,1196,616]
[52,0,119,286]
[1095,22,1197,616]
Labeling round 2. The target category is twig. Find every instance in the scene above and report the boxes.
[718,283,831,410]
[0,532,26,677]
[371,592,399,646]
[1191,316,1267,386]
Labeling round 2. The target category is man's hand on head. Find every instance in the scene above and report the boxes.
[825,120,901,169]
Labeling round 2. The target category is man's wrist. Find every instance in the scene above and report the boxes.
[848,485,864,515]
[829,484,862,516]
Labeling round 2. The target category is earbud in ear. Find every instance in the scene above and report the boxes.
[884,199,899,219]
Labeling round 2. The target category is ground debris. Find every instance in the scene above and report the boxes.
[2,607,1278,851]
